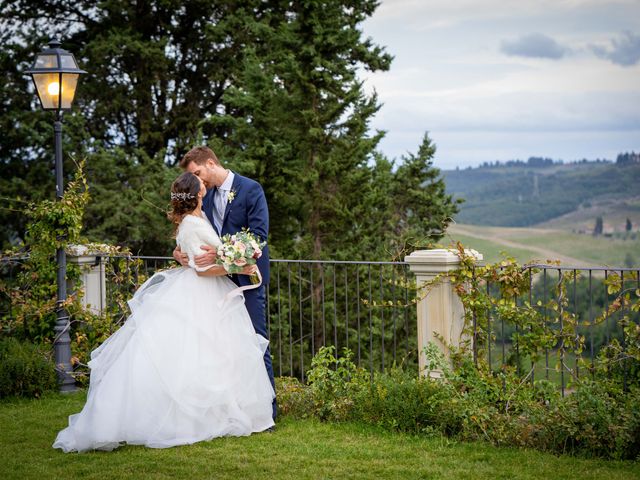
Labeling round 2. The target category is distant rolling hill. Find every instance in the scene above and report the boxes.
[443,161,640,230]
[444,223,639,268]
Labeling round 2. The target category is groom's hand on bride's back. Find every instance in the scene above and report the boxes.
[173,246,189,266]
[194,245,217,268]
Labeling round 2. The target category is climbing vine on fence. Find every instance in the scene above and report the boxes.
[595,271,640,382]
[424,242,640,387]
[0,159,149,385]
[0,158,89,342]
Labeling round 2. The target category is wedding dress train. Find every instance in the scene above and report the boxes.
[53,215,275,452]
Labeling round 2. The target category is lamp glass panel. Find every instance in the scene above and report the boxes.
[34,54,59,69]
[32,72,61,109]
[60,74,79,108]
[59,54,78,69]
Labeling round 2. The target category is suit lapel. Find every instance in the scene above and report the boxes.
[221,173,241,231]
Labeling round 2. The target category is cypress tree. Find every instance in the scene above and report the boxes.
[213,0,395,259]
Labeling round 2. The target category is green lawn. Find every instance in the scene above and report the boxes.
[1,392,639,479]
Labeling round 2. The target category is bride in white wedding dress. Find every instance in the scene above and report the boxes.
[53,172,275,453]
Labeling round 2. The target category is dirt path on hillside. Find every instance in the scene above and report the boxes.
[448,225,598,267]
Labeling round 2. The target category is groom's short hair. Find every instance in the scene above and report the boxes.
[179,146,221,169]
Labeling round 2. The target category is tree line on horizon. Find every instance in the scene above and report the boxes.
[456,154,637,171]
[0,0,459,259]
[444,160,640,227]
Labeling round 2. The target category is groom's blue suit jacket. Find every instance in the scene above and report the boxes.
[203,172,270,286]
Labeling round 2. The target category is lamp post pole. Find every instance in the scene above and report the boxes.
[54,112,63,198]
[26,39,86,393]
[53,111,75,392]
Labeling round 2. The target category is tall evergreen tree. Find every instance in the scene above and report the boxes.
[386,133,461,257]
[212,0,394,259]
[0,0,269,252]
[593,216,604,236]
[1,0,265,160]
[1,0,459,259]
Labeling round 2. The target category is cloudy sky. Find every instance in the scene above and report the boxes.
[360,0,640,169]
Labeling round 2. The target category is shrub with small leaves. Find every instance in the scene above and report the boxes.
[0,337,57,398]
[306,346,369,421]
[281,346,640,459]
[274,376,314,418]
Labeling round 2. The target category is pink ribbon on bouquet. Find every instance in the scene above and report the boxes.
[218,268,262,309]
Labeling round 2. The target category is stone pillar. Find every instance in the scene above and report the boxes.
[67,245,106,315]
[404,248,483,377]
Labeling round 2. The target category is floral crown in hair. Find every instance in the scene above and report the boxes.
[171,192,195,201]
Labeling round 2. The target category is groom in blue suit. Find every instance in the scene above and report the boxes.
[174,145,276,421]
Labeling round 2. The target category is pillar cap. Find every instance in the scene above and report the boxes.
[404,248,483,274]
[66,244,107,262]
[67,244,90,256]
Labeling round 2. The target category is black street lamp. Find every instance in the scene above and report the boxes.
[25,40,86,393]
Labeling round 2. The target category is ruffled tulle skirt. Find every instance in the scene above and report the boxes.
[53,267,275,453]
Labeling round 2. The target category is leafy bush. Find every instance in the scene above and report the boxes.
[352,366,452,436]
[275,376,314,418]
[306,346,370,421]
[0,338,57,398]
[528,381,640,458]
[279,346,640,459]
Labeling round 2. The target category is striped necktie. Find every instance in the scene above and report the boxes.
[214,188,226,232]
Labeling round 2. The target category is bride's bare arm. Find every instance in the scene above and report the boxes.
[196,264,257,277]
[195,265,228,277]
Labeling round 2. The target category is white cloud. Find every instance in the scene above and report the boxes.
[500,33,569,59]
[591,31,640,66]
[361,0,640,167]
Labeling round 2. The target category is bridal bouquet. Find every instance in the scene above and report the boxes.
[216,229,265,281]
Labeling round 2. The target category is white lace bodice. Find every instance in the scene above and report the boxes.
[176,214,222,272]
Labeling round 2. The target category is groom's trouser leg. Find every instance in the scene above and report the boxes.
[244,286,277,420]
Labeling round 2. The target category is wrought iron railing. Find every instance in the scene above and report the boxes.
[475,264,640,394]
[2,254,638,393]
[267,260,417,381]
[100,256,419,380]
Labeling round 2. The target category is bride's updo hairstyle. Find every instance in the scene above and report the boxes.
[168,172,201,228]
